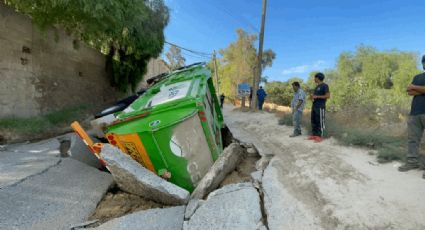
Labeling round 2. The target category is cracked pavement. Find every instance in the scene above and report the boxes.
[0,137,114,230]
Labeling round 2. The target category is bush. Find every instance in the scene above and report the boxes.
[278,110,407,163]
[377,144,405,163]
[278,113,293,126]
[0,105,88,136]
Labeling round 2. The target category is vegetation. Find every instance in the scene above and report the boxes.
[269,46,421,111]
[267,77,303,105]
[325,46,420,112]
[0,106,88,135]
[270,46,423,162]
[278,112,405,163]
[210,29,276,98]
[166,45,186,70]
[5,0,169,92]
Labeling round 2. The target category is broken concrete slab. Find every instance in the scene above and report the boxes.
[90,206,185,230]
[256,154,274,171]
[191,143,244,199]
[100,144,190,205]
[262,158,320,230]
[68,133,102,169]
[250,170,263,189]
[0,158,113,230]
[0,138,62,188]
[184,199,204,220]
[185,183,263,230]
[246,146,259,157]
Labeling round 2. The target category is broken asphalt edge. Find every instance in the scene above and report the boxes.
[99,144,190,206]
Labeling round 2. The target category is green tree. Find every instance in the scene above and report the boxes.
[212,29,275,98]
[5,0,169,92]
[166,45,186,70]
[318,45,421,111]
[265,77,303,106]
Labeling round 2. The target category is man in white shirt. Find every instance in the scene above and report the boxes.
[290,82,306,137]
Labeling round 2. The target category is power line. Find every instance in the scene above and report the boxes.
[181,51,211,60]
[165,41,213,57]
[205,2,260,33]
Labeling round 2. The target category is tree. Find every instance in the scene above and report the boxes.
[212,29,275,98]
[262,49,276,70]
[5,0,169,92]
[166,45,186,70]
[266,77,303,106]
[316,45,421,111]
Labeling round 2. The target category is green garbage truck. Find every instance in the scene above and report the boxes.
[104,63,224,192]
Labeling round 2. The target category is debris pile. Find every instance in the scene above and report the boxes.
[76,138,272,230]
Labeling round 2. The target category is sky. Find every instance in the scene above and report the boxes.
[163,0,425,82]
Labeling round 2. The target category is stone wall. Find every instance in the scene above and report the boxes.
[137,58,170,89]
[0,3,169,118]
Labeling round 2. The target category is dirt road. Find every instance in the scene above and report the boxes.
[223,105,425,230]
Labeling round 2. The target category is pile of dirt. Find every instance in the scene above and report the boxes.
[89,186,165,222]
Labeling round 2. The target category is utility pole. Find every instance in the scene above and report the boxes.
[251,0,267,111]
[213,50,220,95]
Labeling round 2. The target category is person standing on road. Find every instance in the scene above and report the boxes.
[398,55,425,179]
[257,86,267,110]
[290,82,306,137]
[309,72,330,142]
[220,94,225,108]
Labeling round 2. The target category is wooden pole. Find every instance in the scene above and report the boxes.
[251,0,267,111]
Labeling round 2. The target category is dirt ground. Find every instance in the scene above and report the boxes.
[223,105,425,229]
[89,186,164,222]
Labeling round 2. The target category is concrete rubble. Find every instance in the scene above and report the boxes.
[67,133,103,169]
[0,158,113,230]
[184,183,265,230]
[191,143,244,199]
[256,154,274,171]
[184,199,204,220]
[1,131,273,230]
[99,144,190,205]
[250,170,263,188]
[89,206,186,230]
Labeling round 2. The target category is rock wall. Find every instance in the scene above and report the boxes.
[0,3,169,118]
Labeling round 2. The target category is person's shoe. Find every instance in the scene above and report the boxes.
[308,136,317,140]
[314,136,324,143]
[289,133,301,138]
[398,163,420,172]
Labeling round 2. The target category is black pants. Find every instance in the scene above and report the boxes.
[311,106,326,137]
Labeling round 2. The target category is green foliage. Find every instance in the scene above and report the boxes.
[267,45,421,116]
[211,29,275,98]
[265,77,305,106]
[327,46,420,111]
[166,45,186,70]
[0,106,88,134]
[262,49,276,69]
[277,111,406,163]
[5,0,169,92]
[278,113,293,126]
[377,144,405,163]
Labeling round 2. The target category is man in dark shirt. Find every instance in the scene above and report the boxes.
[309,72,330,143]
[399,55,425,178]
[220,94,225,108]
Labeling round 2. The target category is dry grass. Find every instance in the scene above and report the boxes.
[277,109,407,163]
